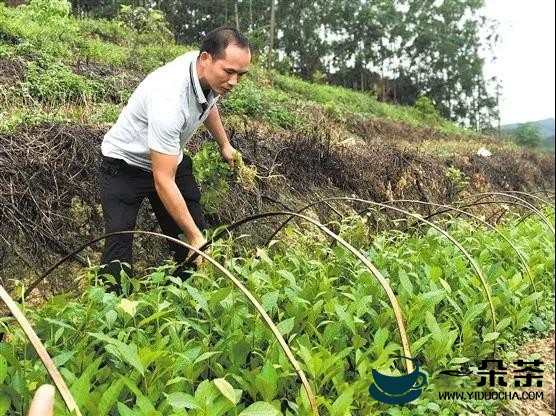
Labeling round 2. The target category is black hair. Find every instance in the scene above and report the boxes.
[200,27,250,60]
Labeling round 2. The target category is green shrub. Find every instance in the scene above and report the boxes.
[414,96,442,124]
[312,69,327,84]
[445,166,470,193]
[131,44,190,73]
[0,108,68,132]
[190,143,232,214]
[25,56,104,104]
[78,38,128,67]
[118,5,174,46]
[265,105,299,129]
[78,18,129,45]
[29,0,71,20]
[222,78,264,116]
[0,44,14,59]
[0,211,552,415]
[513,122,543,148]
[89,103,123,124]
[14,40,35,56]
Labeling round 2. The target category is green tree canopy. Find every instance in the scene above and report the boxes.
[513,123,543,148]
[61,0,500,130]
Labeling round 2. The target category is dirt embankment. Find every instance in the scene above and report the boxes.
[0,122,553,293]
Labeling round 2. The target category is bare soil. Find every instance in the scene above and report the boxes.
[0,122,554,297]
[0,57,26,84]
[499,334,555,416]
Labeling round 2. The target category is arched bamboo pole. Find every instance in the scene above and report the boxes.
[255,198,497,346]
[417,200,550,234]
[380,199,538,309]
[22,230,318,414]
[500,190,554,207]
[193,212,415,373]
[0,285,83,416]
[457,192,554,235]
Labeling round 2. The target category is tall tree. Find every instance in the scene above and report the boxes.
[274,0,329,79]
[67,0,499,128]
[399,0,497,127]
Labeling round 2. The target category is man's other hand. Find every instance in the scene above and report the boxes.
[220,143,236,168]
[188,232,208,266]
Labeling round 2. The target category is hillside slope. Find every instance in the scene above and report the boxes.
[0,4,554,282]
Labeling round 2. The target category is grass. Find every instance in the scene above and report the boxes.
[1,2,476,140]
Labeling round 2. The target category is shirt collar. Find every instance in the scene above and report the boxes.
[190,54,212,105]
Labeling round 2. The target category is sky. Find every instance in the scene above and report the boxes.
[482,0,555,125]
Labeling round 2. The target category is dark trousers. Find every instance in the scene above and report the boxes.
[98,155,206,283]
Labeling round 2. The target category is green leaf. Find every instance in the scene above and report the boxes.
[425,312,442,340]
[496,317,512,332]
[117,402,136,416]
[239,402,280,416]
[398,270,414,296]
[119,375,156,413]
[427,402,441,411]
[427,265,443,280]
[185,284,209,313]
[165,392,200,410]
[256,360,278,401]
[373,327,389,353]
[277,317,295,335]
[70,357,102,402]
[411,334,432,353]
[214,378,239,405]
[334,304,355,334]
[0,395,10,416]
[463,303,486,325]
[42,317,75,331]
[88,333,144,375]
[261,291,279,312]
[105,310,117,329]
[0,354,7,384]
[276,269,297,286]
[330,386,354,416]
[193,351,221,365]
[449,357,470,364]
[438,278,452,294]
[98,378,124,415]
[52,350,76,367]
[194,379,220,407]
[138,309,171,328]
[117,342,145,375]
[482,332,500,342]
[255,248,273,265]
[532,316,547,332]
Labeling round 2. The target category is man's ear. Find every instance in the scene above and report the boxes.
[199,51,211,62]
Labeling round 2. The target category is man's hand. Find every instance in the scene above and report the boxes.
[220,142,236,168]
[187,231,207,266]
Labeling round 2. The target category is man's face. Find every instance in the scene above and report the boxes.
[201,44,251,95]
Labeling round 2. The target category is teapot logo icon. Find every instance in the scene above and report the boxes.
[369,354,427,404]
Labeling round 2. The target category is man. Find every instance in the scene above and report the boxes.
[99,27,251,284]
